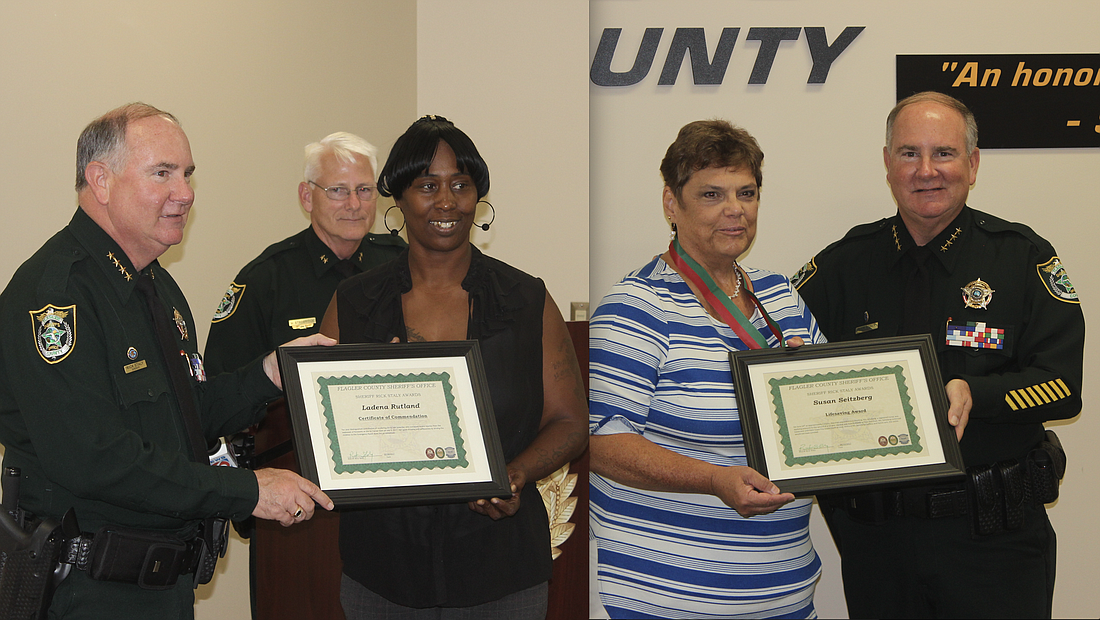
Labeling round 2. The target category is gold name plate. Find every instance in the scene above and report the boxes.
[124,360,148,374]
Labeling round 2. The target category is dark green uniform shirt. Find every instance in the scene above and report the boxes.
[0,208,280,530]
[0,208,283,617]
[204,226,405,374]
[794,207,1083,467]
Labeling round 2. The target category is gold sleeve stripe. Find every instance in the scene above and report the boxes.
[1055,378,1071,395]
[1017,389,1037,408]
[1047,381,1066,399]
[1039,383,1058,401]
[1026,386,1050,405]
[1008,391,1027,409]
[1007,380,1073,410]
[1007,389,1034,408]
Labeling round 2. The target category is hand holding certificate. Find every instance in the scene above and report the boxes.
[730,335,966,495]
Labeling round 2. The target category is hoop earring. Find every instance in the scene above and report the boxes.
[384,205,405,236]
[475,200,496,232]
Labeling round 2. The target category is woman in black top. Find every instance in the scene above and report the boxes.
[320,116,587,619]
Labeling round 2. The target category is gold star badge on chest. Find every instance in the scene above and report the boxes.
[961,278,994,309]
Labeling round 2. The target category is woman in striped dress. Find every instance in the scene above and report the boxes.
[590,120,824,619]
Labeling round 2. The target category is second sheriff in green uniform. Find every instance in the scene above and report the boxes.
[794,205,1082,616]
[205,226,404,375]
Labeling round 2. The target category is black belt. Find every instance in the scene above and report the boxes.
[837,483,970,523]
[61,526,204,590]
[833,434,1065,536]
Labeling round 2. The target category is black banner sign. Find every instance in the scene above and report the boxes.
[897,54,1100,148]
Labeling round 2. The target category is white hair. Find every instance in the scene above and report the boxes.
[303,132,378,182]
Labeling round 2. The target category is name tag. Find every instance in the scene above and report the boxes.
[288,317,316,330]
[124,360,148,374]
[855,322,878,334]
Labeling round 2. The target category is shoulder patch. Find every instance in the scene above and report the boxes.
[31,304,76,363]
[1037,257,1079,303]
[791,258,817,290]
[211,282,246,322]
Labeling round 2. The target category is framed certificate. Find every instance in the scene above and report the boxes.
[278,341,512,508]
[729,335,965,495]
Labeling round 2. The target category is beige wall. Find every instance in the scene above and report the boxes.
[417,0,590,315]
[590,1,1099,618]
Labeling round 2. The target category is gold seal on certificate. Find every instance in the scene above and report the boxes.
[730,335,965,495]
[279,341,511,508]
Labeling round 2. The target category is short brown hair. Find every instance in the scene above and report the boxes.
[75,103,178,191]
[660,119,763,199]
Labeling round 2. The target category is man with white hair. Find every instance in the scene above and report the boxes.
[204,131,404,619]
[206,132,405,371]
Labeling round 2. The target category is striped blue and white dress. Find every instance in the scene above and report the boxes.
[591,256,824,619]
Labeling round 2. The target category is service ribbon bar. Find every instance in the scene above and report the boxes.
[946,321,1005,350]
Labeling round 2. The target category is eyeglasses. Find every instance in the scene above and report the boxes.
[308,180,378,201]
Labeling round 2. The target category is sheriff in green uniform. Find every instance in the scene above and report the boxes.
[0,103,332,619]
[794,92,1082,619]
[205,132,404,374]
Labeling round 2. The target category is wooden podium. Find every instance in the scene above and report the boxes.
[250,322,589,620]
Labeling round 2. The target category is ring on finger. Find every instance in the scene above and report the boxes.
[293,506,304,519]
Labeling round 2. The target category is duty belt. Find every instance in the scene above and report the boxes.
[834,430,1066,536]
[60,526,206,590]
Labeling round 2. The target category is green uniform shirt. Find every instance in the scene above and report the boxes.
[0,208,281,531]
[794,206,1083,466]
[204,226,405,374]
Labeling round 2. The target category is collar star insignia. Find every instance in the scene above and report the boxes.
[106,252,131,281]
[940,227,962,253]
[891,224,902,252]
[320,254,329,264]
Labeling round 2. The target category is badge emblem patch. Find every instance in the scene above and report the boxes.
[961,278,994,309]
[1037,257,1078,303]
[211,283,245,323]
[30,304,76,363]
[791,258,817,289]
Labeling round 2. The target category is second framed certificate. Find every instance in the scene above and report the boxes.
[278,341,511,508]
[729,335,965,495]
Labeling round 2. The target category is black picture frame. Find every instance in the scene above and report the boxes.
[729,334,966,495]
[278,341,512,508]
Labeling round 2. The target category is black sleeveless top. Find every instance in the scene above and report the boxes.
[334,246,551,607]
